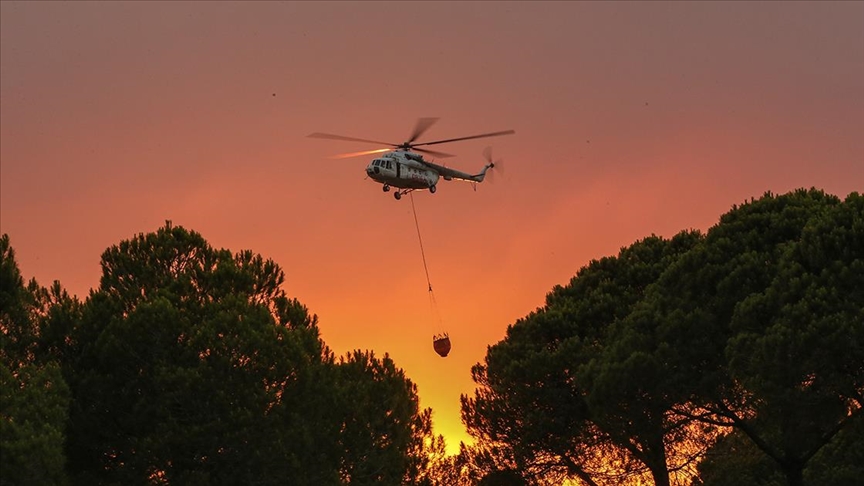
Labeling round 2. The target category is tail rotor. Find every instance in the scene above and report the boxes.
[483,146,505,183]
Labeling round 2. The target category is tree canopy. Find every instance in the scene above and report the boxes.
[3,188,861,486]
[461,189,863,486]
[1,234,72,486]
[1,223,440,485]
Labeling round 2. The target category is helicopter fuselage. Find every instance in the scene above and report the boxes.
[366,151,439,190]
[364,150,492,200]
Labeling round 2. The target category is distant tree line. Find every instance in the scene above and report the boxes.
[2,188,861,486]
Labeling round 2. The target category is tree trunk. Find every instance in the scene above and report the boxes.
[783,464,804,486]
[649,467,671,486]
[645,445,670,486]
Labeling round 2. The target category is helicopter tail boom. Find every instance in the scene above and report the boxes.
[471,163,494,182]
[419,160,492,184]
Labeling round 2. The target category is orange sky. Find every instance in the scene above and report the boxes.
[2,1,863,454]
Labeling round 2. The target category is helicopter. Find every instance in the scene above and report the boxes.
[309,118,514,200]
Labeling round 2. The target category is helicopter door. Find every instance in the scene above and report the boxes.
[396,162,401,178]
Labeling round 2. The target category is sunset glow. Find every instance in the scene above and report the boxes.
[2,1,862,456]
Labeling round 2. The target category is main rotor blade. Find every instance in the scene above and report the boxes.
[308,132,397,146]
[330,148,393,159]
[406,117,440,145]
[414,129,515,147]
[414,147,455,158]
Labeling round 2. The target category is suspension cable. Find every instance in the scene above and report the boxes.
[409,192,443,327]
[410,192,432,292]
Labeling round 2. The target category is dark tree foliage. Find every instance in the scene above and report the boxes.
[720,192,864,483]
[477,469,529,486]
[695,418,864,486]
[462,188,862,486]
[1,234,39,367]
[6,187,859,486]
[334,350,438,485]
[802,414,864,486]
[424,442,537,486]
[462,231,703,485]
[645,190,863,486]
[647,188,847,399]
[1,234,73,486]
[693,430,786,486]
[1,222,436,485]
[0,362,70,486]
[61,223,328,484]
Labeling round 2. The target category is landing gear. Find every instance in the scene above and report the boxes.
[383,184,390,192]
[429,184,437,194]
[394,188,415,200]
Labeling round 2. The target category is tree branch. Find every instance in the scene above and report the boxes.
[711,401,785,465]
[670,405,734,428]
[801,403,863,464]
[560,455,600,486]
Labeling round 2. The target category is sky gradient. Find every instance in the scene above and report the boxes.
[2,1,863,453]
